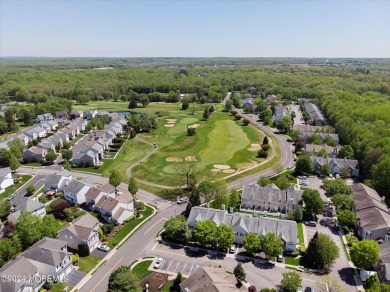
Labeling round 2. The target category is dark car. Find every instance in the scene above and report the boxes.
[305,288,313,292]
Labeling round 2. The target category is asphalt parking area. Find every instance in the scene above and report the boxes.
[157,258,208,277]
[304,224,318,242]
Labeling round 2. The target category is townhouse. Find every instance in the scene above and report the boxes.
[310,156,360,177]
[36,113,54,123]
[304,144,340,158]
[63,179,92,205]
[188,206,298,251]
[304,102,326,125]
[44,169,72,192]
[8,196,46,224]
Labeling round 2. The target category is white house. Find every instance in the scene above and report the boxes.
[63,179,91,205]
[44,170,72,192]
[0,167,14,194]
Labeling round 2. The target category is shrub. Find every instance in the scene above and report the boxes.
[39,196,49,204]
[78,244,90,257]
[55,191,63,197]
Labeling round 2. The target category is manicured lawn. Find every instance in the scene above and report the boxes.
[285,256,301,266]
[297,223,306,252]
[132,111,265,186]
[107,205,154,248]
[78,254,101,273]
[131,260,153,279]
[50,282,70,291]
[72,139,152,180]
[0,175,33,201]
[162,279,174,292]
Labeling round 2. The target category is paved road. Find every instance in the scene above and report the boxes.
[13,175,46,198]
[228,110,294,189]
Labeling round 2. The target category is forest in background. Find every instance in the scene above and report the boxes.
[0,58,389,198]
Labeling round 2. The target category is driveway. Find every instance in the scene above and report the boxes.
[66,269,86,287]
[91,248,110,259]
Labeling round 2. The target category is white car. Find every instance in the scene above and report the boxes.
[97,244,110,252]
[154,258,164,269]
[229,244,236,253]
[329,174,333,178]
[335,174,340,178]
[177,198,188,204]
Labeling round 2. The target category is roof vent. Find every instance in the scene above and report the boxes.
[221,204,225,210]
[228,207,234,214]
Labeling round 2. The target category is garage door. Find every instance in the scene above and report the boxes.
[65,265,72,275]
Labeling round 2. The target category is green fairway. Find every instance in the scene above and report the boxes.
[132,110,265,186]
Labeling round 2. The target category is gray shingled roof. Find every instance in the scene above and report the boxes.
[60,213,99,241]
[22,237,69,266]
[12,196,44,213]
[64,179,89,195]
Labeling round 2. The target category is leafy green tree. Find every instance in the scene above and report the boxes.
[276,116,292,134]
[259,289,276,292]
[261,144,270,152]
[372,156,390,200]
[350,239,380,269]
[187,127,196,136]
[228,188,240,210]
[263,136,269,145]
[197,181,214,201]
[274,175,290,190]
[338,145,354,159]
[225,99,233,111]
[139,95,149,108]
[321,164,331,176]
[302,189,324,219]
[8,153,20,171]
[0,235,22,266]
[259,232,283,259]
[302,232,339,269]
[295,155,313,174]
[257,149,268,158]
[337,209,356,229]
[128,177,138,200]
[162,216,192,244]
[364,275,380,291]
[243,119,250,126]
[257,176,271,187]
[242,233,260,255]
[108,265,141,292]
[203,106,210,120]
[182,99,189,110]
[63,160,71,171]
[280,271,302,292]
[0,201,11,217]
[194,220,217,246]
[109,170,122,193]
[322,179,351,197]
[42,214,59,238]
[26,186,36,196]
[331,194,354,210]
[62,149,73,161]
[8,139,25,158]
[233,263,246,284]
[212,180,228,209]
[45,150,57,164]
[216,224,235,250]
[16,212,43,248]
[171,272,183,291]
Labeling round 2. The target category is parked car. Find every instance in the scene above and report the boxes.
[335,174,340,178]
[154,258,164,269]
[297,289,303,292]
[97,244,110,252]
[277,254,283,262]
[177,197,188,204]
[229,244,236,253]
[7,194,15,201]
[305,288,313,292]
[329,174,333,178]
[306,221,317,227]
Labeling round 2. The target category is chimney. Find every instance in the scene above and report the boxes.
[382,196,386,203]
[221,204,225,210]
[229,207,234,214]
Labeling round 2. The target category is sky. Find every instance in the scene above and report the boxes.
[0,0,389,58]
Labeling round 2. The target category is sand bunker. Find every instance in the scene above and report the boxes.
[185,156,197,161]
[188,124,200,128]
[223,169,236,174]
[164,124,175,127]
[248,144,261,152]
[213,164,231,170]
[211,168,221,172]
[166,157,183,162]
[166,119,177,123]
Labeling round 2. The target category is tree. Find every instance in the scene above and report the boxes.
[263,136,269,145]
[242,233,260,255]
[62,149,73,161]
[45,150,57,164]
[22,110,33,126]
[16,212,43,248]
[364,275,380,291]
[248,286,258,292]
[62,141,71,149]
[225,99,233,111]
[139,95,149,108]
[243,119,250,126]
[0,235,22,266]
[331,194,355,210]
[8,139,25,158]
[26,186,36,196]
[257,176,271,187]
[338,145,354,159]
[109,170,122,193]
[290,111,296,119]
[203,106,209,120]
[280,271,302,292]
[302,189,324,220]
[194,220,217,246]
[372,156,390,200]
[209,105,215,113]
[182,99,189,110]
[350,239,380,269]
[171,272,183,291]
[295,155,313,174]
[316,275,344,292]
[128,98,137,109]
[322,179,352,197]
[215,224,235,250]
[187,127,196,136]
[259,289,276,292]
[259,232,283,259]
[197,181,214,201]
[228,188,240,210]
[108,265,141,292]
[257,150,268,158]
[42,214,59,238]
[337,209,356,229]
[0,201,11,217]
[302,232,339,269]
[320,164,331,176]
[261,144,270,152]
[276,116,292,134]
[212,180,228,209]
[274,175,290,190]
[175,159,198,188]
[63,160,71,171]
[233,263,246,284]
[8,153,20,171]
[318,148,329,158]
[128,177,138,200]
[162,216,192,244]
